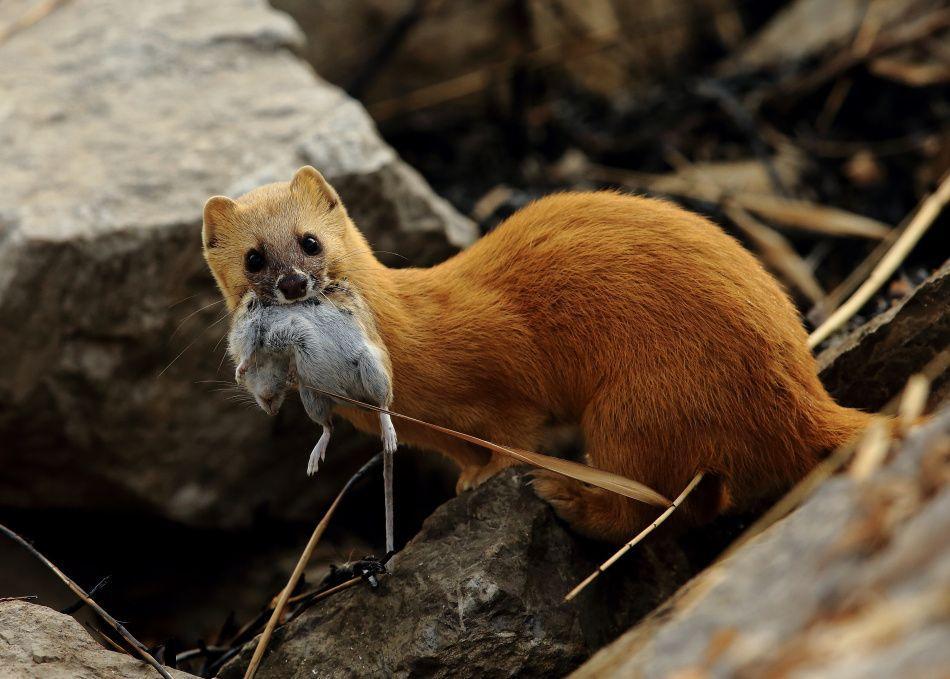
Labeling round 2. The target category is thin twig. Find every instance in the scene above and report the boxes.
[243,453,383,679]
[564,472,704,602]
[285,577,362,622]
[0,522,172,679]
[808,170,950,348]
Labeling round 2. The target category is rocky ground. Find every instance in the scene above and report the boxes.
[0,0,947,677]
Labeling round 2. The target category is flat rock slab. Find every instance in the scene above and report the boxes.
[573,405,950,678]
[0,0,475,527]
[221,469,739,678]
[0,600,196,679]
[819,262,950,410]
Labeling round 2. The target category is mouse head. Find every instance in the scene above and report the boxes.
[202,166,358,311]
[228,296,296,416]
[238,349,294,416]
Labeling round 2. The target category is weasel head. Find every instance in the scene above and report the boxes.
[202,166,357,311]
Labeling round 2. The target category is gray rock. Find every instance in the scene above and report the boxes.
[0,0,475,527]
[819,262,950,411]
[572,405,950,678]
[221,469,733,679]
[0,600,196,679]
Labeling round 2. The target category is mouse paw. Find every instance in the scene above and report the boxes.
[306,449,320,477]
[380,414,397,454]
[307,427,331,476]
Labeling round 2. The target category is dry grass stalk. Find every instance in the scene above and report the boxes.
[808,225,903,324]
[588,162,891,240]
[733,192,891,240]
[564,471,704,602]
[304,386,671,507]
[870,56,950,87]
[0,522,173,679]
[848,418,891,481]
[779,8,950,98]
[897,373,932,432]
[244,454,383,679]
[285,576,361,607]
[808,170,950,348]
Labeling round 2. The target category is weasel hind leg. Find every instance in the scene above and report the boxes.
[531,470,652,543]
[532,393,683,543]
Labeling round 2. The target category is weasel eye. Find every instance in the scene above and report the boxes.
[300,234,322,256]
[245,249,265,273]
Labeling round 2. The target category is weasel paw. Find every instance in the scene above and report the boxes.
[529,470,585,524]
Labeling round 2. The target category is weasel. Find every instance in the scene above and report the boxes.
[202,166,873,542]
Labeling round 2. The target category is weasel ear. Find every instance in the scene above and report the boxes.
[202,195,237,250]
[291,165,340,210]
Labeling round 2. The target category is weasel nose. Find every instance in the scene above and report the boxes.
[277,273,308,301]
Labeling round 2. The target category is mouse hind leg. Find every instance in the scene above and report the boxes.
[300,385,333,476]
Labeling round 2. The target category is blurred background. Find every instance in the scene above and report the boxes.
[0,0,947,665]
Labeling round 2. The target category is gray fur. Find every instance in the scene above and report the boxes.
[228,295,398,477]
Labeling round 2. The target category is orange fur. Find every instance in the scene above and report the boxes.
[203,167,873,542]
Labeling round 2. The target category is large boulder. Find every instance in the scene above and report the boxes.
[0,600,197,679]
[0,0,476,528]
[221,469,741,678]
[573,405,950,678]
